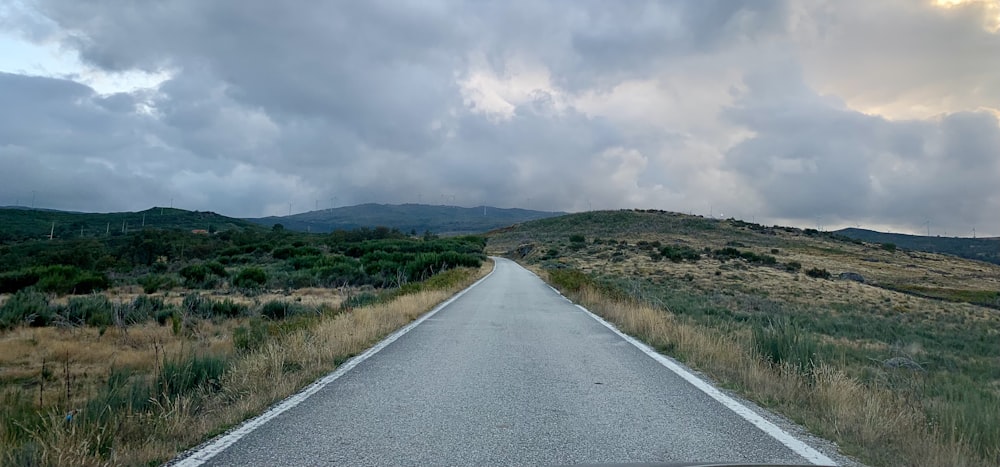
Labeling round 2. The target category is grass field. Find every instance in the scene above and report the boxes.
[489,210,1000,467]
[0,263,491,466]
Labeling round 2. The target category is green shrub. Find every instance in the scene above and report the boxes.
[138,274,178,294]
[205,261,227,277]
[63,295,112,327]
[36,265,108,295]
[0,269,41,294]
[785,261,803,272]
[569,234,586,243]
[182,293,213,318]
[0,265,109,295]
[0,290,52,329]
[881,242,897,252]
[272,246,294,260]
[317,263,365,286]
[661,245,701,262]
[234,267,267,289]
[211,299,247,318]
[260,300,306,320]
[179,264,209,284]
[805,267,832,279]
[155,307,177,326]
[132,295,164,317]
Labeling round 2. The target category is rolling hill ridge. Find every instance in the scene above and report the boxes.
[245,203,563,235]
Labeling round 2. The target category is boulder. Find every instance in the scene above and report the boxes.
[838,271,866,283]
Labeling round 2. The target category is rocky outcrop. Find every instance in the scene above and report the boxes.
[838,272,866,283]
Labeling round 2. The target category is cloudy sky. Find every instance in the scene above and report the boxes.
[1,0,999,236]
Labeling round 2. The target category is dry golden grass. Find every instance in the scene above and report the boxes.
[0,322,236,414]
[30,284,347,309]
[0,262,491,466]
[558,278,989,467]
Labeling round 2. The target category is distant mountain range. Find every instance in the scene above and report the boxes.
[245,203,563,235]
[835,227,1000,265]
[0,203,563,242]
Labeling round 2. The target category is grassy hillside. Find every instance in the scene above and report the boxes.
[0,207,258,244]
[489,209,1000,466]
[246,203,562,235]
[836,227,1000,265]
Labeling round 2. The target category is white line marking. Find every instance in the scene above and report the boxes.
[173,261,497,467]
[526,265,836,466]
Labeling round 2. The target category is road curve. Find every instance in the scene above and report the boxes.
[181,257,835,466]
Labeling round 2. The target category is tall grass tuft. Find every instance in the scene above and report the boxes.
[751,317,818,374]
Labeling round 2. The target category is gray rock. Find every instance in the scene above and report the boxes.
[838,272,866,283]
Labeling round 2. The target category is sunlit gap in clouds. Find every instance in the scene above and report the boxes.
[933,0,1000,31]
[0,32,171,96]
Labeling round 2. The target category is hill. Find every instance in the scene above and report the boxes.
[245,203,562,235]
[487,209,1000,465]
[835,227,1000,265]
[0,207,258,243]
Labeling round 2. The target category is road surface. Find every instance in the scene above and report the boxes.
[180,257,837,466]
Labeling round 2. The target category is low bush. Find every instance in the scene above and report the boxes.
[0,266,108,295]
[0,290,52,329]
[157,353,228,398]
[234,267,267,289]
[260,300,307,320]
[179,264,209,284]
[211,299,247,319]
[805,267,832,279]
[784,261,802,272]
[660,245,701,262]
[182,293,213,318]
[137,274,178,294]
[63,294,113,327]
[155,308,177,326]
[131,295,165,319]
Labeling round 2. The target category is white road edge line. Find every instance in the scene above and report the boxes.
[526,265,836,466]
[172,259,498,467]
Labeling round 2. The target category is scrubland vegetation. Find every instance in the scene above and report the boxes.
[0,219,487,466]
[490,209,1000,467]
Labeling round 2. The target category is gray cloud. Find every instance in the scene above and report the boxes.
[1,0,999,234]
[725,62,1000,233]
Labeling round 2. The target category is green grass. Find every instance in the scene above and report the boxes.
[887,285,1000,309]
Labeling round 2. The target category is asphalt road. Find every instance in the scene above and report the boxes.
[182,258,836,466]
